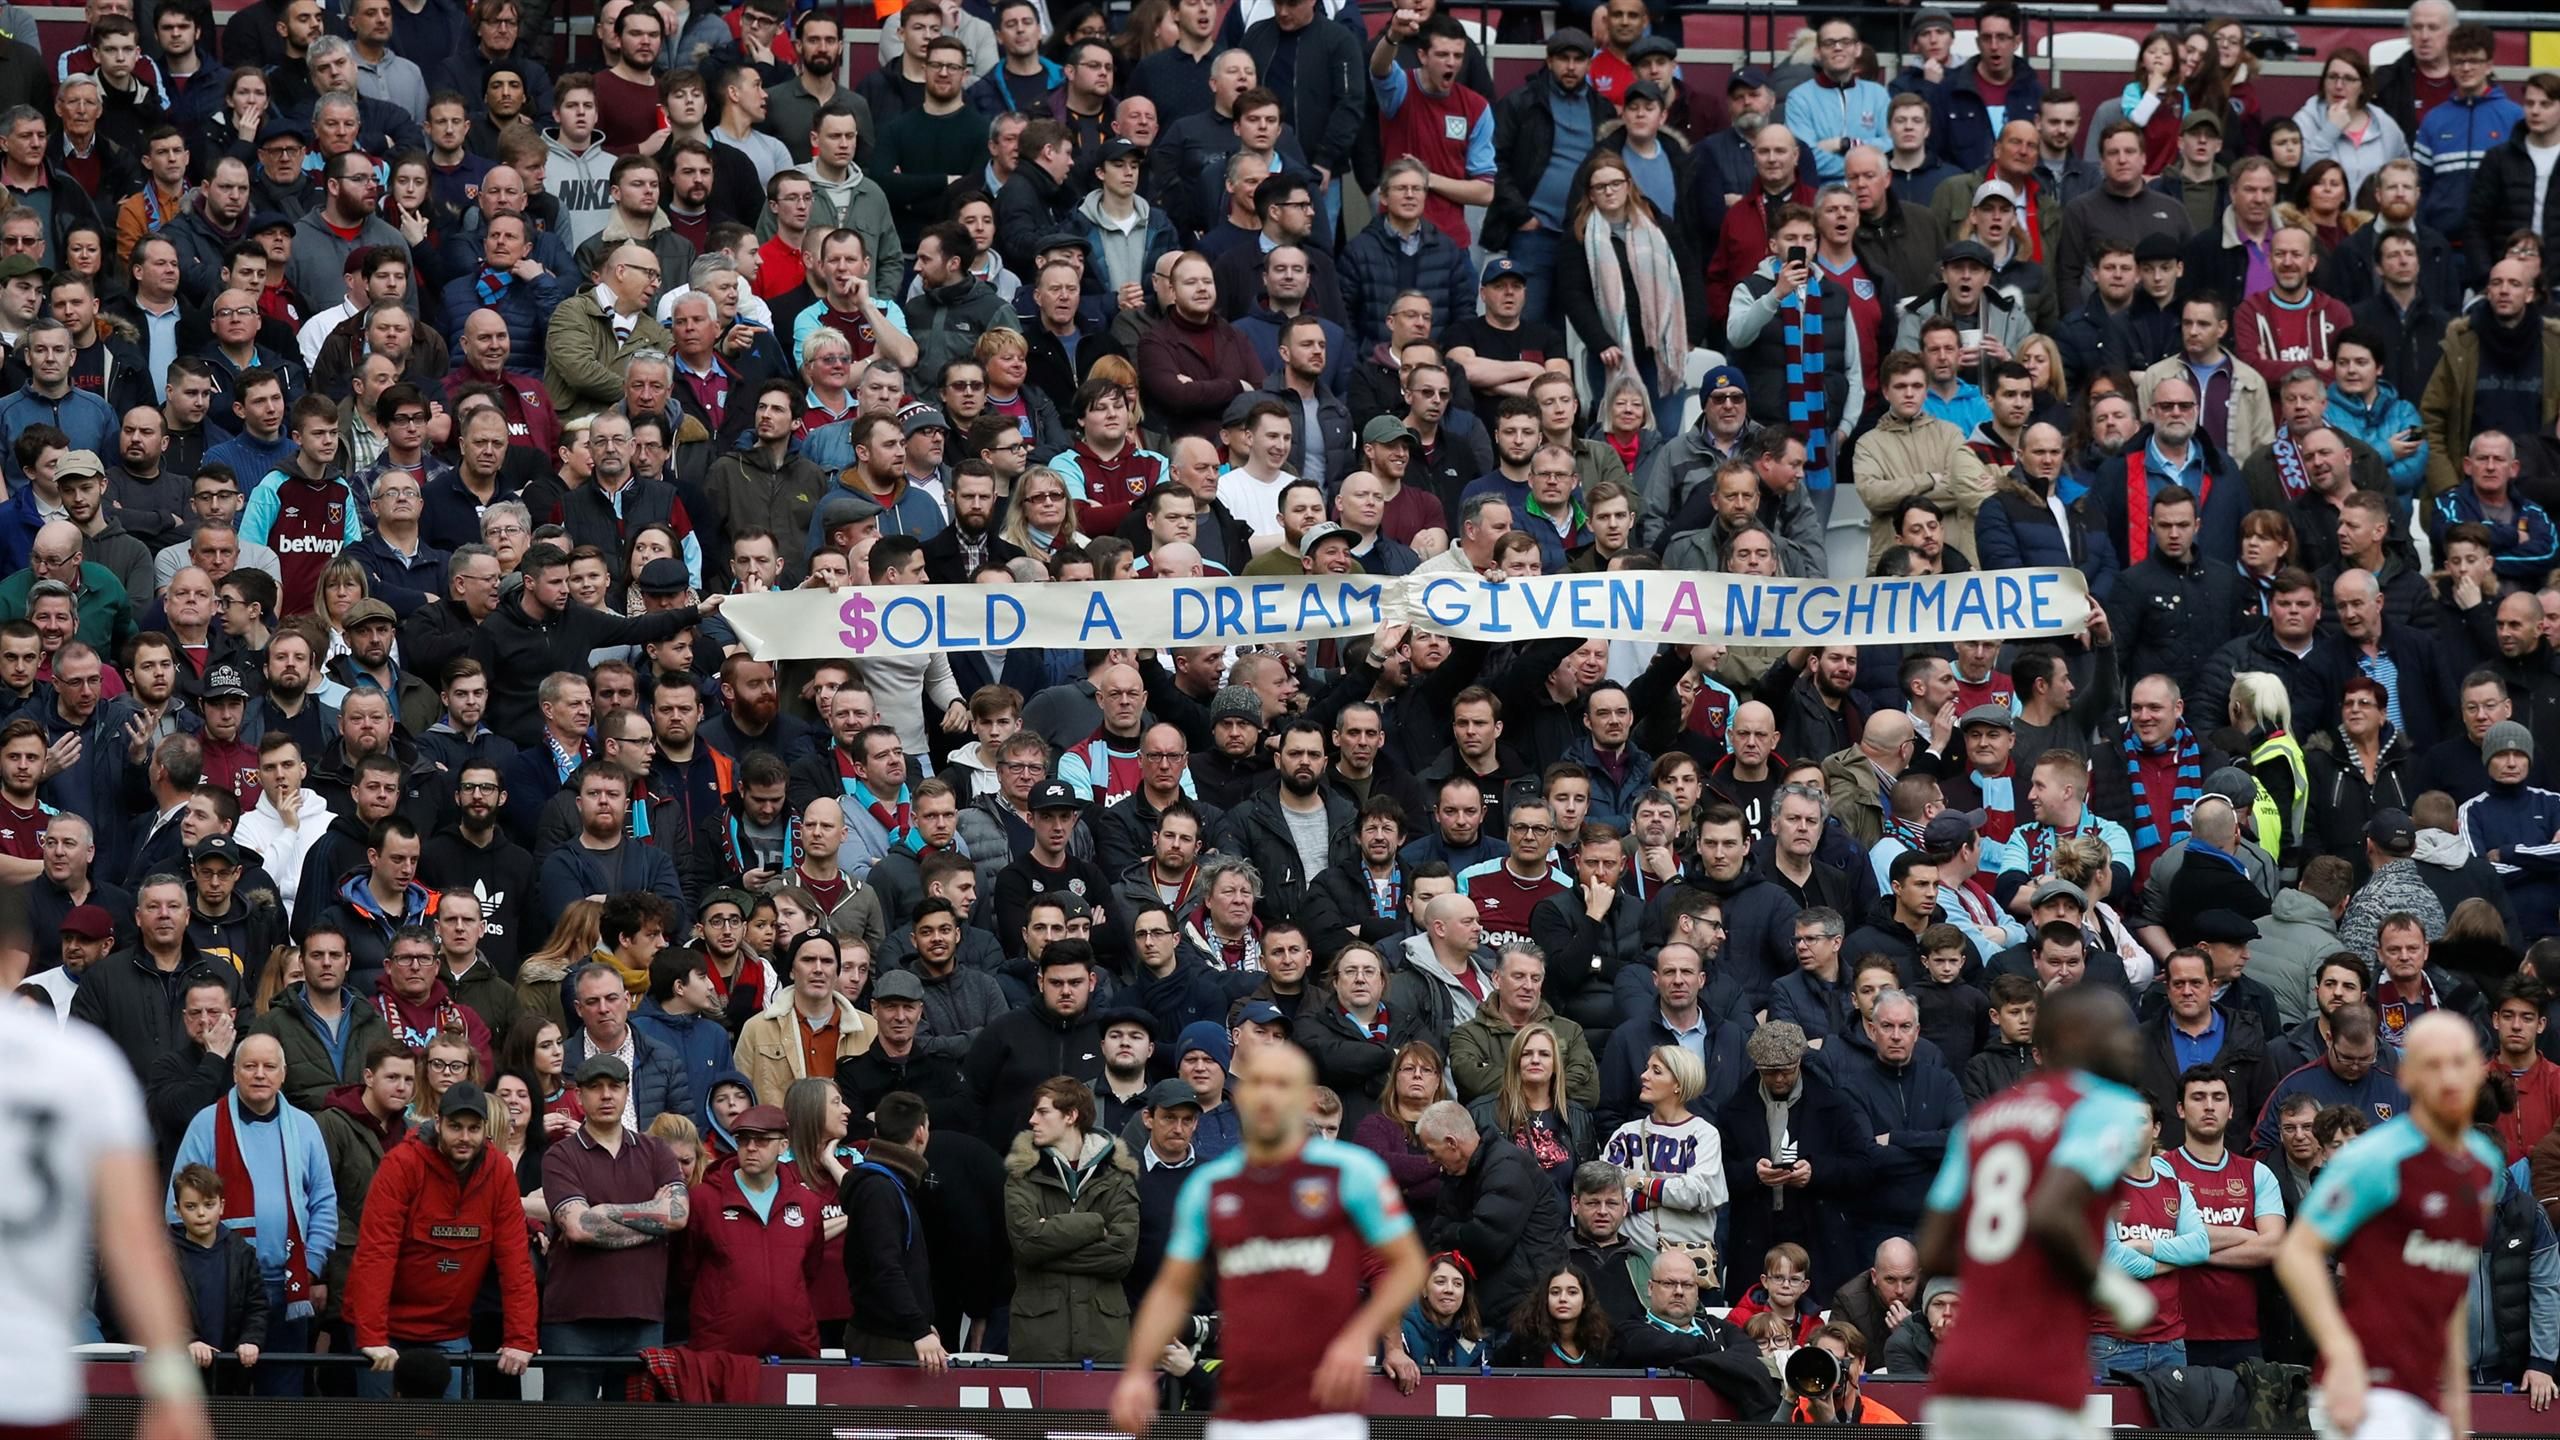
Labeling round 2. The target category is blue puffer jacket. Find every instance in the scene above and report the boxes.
[2413,87,2524,239]
[2325,381,2427,501]
[1973,479,2121,602]
[1337,214,1474,352]
[2432,485,2559,582]
[630,998,739,1130]
[2459,780,2560,943]
[563,1022,696,1129]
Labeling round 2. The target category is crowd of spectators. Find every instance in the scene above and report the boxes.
[6,0,2560,1412]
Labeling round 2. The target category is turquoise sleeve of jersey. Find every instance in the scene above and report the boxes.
[1164,1163,1216,1264]
[237,477,279,548]
[2051,1085,2147,1189]
[1331,1142,1416,1246]
[2302,1120,2416,1246]
[1924,1119,1972,1214]
[2250,1162,2287,1219]
[1372,61,1409,118]
[2151,1181,2212,1268]
[2106,1231,2159,1279]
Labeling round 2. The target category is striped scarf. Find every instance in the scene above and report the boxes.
[2122,719,2202,855]
[474,266,516,309]
[2269,426,2309,501]
[1784,273,1832,491]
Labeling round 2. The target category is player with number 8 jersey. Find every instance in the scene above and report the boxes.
[1916,988,2155,1440]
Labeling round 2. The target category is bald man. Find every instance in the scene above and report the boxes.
[544,240,675,419]
[2276,1010,2499,1438]
[0,519,131,652]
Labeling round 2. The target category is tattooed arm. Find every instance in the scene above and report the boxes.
[554,1183,691,1249]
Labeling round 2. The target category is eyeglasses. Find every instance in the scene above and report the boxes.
[705,914,744,928]
[927,60,967,72]
[1001,760,1047,773]
[945,378,985,391]
[1132,926,1176,940]
[428,1058,471,1074]
[212,306,256,319]
[386,412,428,425]
[2151,400,2197,412]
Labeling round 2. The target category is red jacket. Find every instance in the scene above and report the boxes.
[343,1129,539,1352]
[682,1163,826,1358]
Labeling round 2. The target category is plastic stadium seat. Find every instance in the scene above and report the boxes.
[2037,31,2139,66]
[2369,36,2411,68]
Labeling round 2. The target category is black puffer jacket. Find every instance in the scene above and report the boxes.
[961,1001,1106,1148]
[1211,786,1355,929]
[1528,884,1642,1035]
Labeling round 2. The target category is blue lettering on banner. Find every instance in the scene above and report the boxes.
[1080,590,1124,641]
[745,569,2092,662]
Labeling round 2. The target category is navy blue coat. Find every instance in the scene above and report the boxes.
[1336,215,1474,353]
[1595,1010,1751,1136]
[440,267,566,377]
[1829,1045,1966,1233]
[1973,480,2122,602]
[1713,1073,1875,1293]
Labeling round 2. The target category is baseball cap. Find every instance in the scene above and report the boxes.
[1096,136,1145,165]
[2181,107,2223,134]
[187,835,246,868]
[1297,521,1355,554]
[1221,392,1266,428]
[1971,179,2021,210]
[574,1054,631,1086]
[1480,256,1526,287]
[342,597,397,629]
[439,1082,490,1120]
[1030,778,1081,811]
[1238,1000,1287,1027]
[899,402,949,436]
[637,557,690,595]
[1939,239,1996,269]
[1957,703,2014,732]
[0,255,40,284]
[204,663,250,700]
[1144,1077,1202,1111]
[700,885,755,919]
[2202,766,2259,806]
[871,969,926,1003]
[1922,810,1984,851]
[51,448,104,480]
[60,905,115,941]
[1623,79,1667,107]
[1728,64,1772,93]
[1360,415,1417,447]
[1545,26,1595,54]
[2365,808,2417,853]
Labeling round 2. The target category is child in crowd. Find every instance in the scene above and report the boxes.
[1909,924,1989,1069]
[1724,1242,1824,1346]
[1962,974,2042,1103]
[170,1164,266,1391]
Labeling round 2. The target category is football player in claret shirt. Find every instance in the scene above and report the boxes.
[1113,1043,1427,1439]
[1916,985,2163,1437]
[2276,1011,2501,1440]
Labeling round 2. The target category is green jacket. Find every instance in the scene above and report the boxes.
[0,561,132,654]
[1002,1130,1139,1363]
[314,1090,405,1318]
[543,292,674,421]
[1447,1001,1600,1109]
[444,953,525,1041]
[2419,313,2560,496]
[251,985,394,1112]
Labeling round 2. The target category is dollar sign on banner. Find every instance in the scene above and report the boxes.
[840,594,878,653]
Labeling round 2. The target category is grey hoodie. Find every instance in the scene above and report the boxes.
[1397,932,1489,1034]
[543,128,619,248]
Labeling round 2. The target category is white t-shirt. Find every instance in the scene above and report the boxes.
[2530,139,2560,232]
[0,1005,149,1423]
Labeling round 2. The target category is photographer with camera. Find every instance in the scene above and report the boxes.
[1777,1321,1908,1425]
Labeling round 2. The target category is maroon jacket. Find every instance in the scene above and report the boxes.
[1137,309,1266,443]
[682,1162,827,1358]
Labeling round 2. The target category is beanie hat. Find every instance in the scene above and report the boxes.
[1210,685,1262,728]
[1176,1020,1233,1070]
[2485,720,2536,764]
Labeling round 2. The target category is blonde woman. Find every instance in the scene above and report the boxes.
[2228,671,2308,871]
[1465,1022,1592,1193]
[998,465,1080,560]
[1597,1045,1726,1269]
[314,553,372,663]
[2050,835,2149,988]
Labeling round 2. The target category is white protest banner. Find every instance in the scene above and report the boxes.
[715,568,2092,662]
